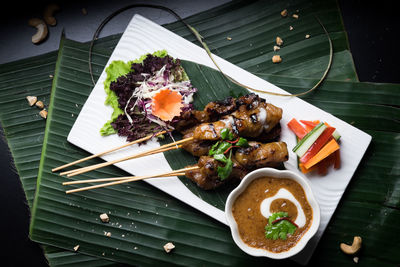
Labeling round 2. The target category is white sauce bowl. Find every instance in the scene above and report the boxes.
[225,168,320,259]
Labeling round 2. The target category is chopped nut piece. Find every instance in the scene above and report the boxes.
[305,34,310,39]
[100,213,109,223]
[35,100,44,109]
[276,36,283,46]
[272,55,282,63]
[292,14,299,19]
[39,109,48,119]
[353,257,359,263]
[273,45,280,52]
[26,96,37,106]
[226,37,232,41]
[280,9,288,17]
[163,242,175,253]
[289,26,294,31]
[73,245,80,251]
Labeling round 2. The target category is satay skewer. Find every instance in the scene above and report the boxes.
[52,130,166,172]
[61,137,193,177]
[59,143,183,176]
[63,172,186,185]
[64,166,198,194]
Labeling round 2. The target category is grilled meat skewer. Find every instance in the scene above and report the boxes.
[234,141,288,169]
[191,102,282,141]
[181,123,282,157]
[185,141,288,190]
[185,156,247,190]
[173,93,278,132]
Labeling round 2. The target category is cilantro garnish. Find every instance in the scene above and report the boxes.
[208,141,231,156]
[265,212,297,240]
[236,137,248,147]
[217,150,233,180]
[208,128,249,180]
[221,128,234,140]
[213,153,228,163]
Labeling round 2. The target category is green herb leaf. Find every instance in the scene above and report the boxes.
[220,128,234,140]
[208,141,220,156]
[213,153,228,163]
[217,150,233,180]
[237,137,249,147]
[265,212,297,240]
[209,141,231,156]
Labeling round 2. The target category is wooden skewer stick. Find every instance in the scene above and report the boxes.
[61,144,182,177]
[65,166,198,194]
[62,137,193,177]
[60,143,183,176]
[63,172,186,185]
[52,131,166,172]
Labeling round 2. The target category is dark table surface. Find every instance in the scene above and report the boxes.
[1,0,398,266]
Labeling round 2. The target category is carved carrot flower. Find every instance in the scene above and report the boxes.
[151,89,183,121]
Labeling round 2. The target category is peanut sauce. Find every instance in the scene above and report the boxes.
[232,177,312,253]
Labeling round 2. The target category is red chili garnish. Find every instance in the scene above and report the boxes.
[271,217,299,228]
[224,145,240,154]
[226,137,240,144]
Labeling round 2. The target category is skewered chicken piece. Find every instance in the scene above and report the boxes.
[184,156,247,190]
[180,129,214,157]
[234,141,288,169]
[191,101,282,141]
[181,123,282,157]
[174,93,272,132]
[185,141,288,190]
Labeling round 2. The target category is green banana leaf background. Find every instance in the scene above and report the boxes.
[0,0,399,266]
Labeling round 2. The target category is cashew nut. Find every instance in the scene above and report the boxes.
[26,96,37,106]
[44,4,60,26]
[340,236,362,255]
[272,55,282,63]
[28,18,48,44]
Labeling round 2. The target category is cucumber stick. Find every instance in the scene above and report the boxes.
[332,129,341,140]
[293,122,327,157]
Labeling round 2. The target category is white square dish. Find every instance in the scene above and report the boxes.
[68,14,371,264]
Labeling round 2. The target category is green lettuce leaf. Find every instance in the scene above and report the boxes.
[100,50,168,135]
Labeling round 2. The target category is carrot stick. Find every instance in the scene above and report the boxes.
[300,127,335,163]
[304,139,340,169]
[287,118,308,139]
[299,163,317,174]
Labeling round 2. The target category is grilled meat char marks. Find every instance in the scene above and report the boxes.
[181,129,214,157]
[174,93,267,132]
[235,141,288,169]
[192,102,282,140]
[181,123,282,157]
[179,94,287,190]
[184,142,288,190]
[185,156,247,190]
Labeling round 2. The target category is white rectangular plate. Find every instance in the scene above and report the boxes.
[68,14,371,264]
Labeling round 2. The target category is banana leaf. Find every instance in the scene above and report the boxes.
[27,35,400,267]
[1,47,398,266]
[95,0,358,82]
[0,51,119,266]
[1,0,398,265]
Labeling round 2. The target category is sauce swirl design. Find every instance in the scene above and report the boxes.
[232,177,313,253]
